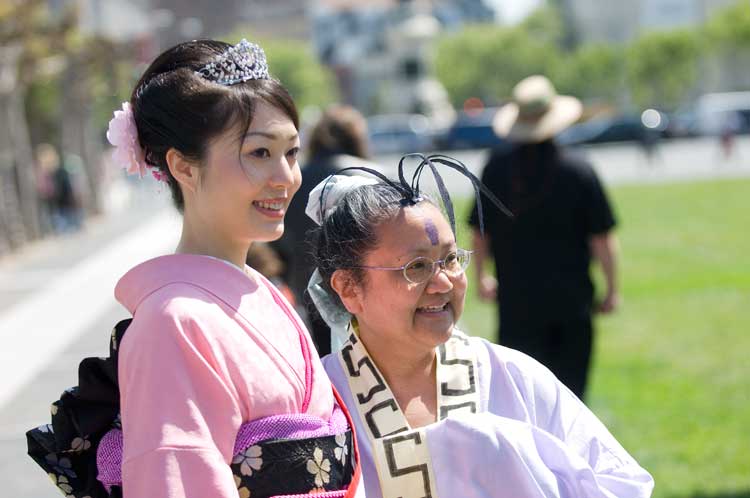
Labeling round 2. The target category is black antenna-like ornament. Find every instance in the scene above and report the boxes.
[318,153,513,235]
[408,153,513,236]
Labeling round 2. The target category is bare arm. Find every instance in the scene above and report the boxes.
[472,228,497,302]
[589,231,619,313]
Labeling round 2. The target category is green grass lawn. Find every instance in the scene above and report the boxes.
[455,178,750,498]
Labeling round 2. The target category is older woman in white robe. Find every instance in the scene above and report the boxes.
[305,159,654,498]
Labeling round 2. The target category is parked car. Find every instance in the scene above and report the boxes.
[666,92,750,137]
[557,113,662,146]
[367,113,436,155]
[434,107,506,151]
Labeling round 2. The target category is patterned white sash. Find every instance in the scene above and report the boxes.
[337,330,480,498]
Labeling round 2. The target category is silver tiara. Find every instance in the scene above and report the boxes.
[196,39,269,85]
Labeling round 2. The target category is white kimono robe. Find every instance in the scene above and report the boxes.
[322,330,654,498]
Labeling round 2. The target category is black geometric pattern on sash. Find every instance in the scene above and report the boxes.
[341,336,388,404]
[438,343,476,397]
[439,401,478,419]
[364,399,409,439]
[437,336,478,418]
[382,432,433,498]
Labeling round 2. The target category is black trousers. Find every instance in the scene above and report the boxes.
[499,314,593,400]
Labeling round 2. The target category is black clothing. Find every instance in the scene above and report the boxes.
[469,141,615,398]
[27,319,130,498]
[273,154,370,356]
[500,313,593,399]
[52,167,75,209]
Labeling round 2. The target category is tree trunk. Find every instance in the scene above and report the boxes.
[82,101,103,215]
[0,94,28,253]
[61,54,102,216]
[1,44,39,248]
[8,82,41,240]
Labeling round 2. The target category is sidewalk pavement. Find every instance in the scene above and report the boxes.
[0,182,181,498]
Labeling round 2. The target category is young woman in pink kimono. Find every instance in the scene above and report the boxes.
[26,39,362,498]
[302,155,654,498]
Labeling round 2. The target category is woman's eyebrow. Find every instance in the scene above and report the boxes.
[244,131,299,141]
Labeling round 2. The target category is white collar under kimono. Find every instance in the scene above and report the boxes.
[336,327,480,498]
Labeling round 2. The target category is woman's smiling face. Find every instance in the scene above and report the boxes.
[348,201,468,353]
[191,100,302,245]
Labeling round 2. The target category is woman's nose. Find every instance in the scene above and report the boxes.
[271,156,297,188]
[425,264,454,293]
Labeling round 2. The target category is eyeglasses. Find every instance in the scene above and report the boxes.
[352,248,472,284]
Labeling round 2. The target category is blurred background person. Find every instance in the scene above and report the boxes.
[273,104,378,355]
[469,75,619,401]
[33,143,59,236]
[50,154,83,233]
[718,110,742,161]
[246,242,297,308]
[34,144,83,235]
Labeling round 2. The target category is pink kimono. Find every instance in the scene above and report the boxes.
[112,254,358,497]
[27,253,363,497]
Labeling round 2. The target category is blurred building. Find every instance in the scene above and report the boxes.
[76,0,310,59]
[558,0,738,45]
[312,0,496,120]
[76,0,152,42]
[150,0,310,47]
[237,1,310,40]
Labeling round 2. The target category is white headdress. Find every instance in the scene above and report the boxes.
[305,174,379,227]
[305,174,378,351]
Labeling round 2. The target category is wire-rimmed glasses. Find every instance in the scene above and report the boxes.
[351,248,472,284]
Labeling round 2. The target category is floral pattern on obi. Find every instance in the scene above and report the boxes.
[230,431,355,497]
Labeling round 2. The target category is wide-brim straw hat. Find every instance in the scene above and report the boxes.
[493,75,583,143]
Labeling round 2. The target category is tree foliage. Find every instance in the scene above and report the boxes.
[435,24,557,107]
[555,44,625,102]
[706,0,750,47]
[625,29,703,108]
[520,5,565,48]
[433,1,750,111]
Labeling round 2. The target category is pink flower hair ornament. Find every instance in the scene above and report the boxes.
[106,102,169,183]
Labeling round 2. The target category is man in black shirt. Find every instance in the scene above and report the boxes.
[469,76,619,400]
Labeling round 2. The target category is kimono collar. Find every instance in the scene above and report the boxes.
[115,253,260,314]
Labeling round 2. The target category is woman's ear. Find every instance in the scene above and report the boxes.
[166,148,200,194]
[331,269,363,315]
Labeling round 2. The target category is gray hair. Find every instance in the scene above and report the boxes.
[311,182,436,301]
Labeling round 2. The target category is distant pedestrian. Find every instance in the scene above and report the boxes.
[34,143,59,234]
[719,110,742,162]
[470,75,619,400]
[246,241,297,307]
[50,155,83,233]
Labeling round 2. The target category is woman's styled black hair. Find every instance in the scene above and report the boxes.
[311,153,512,298]
[130,39,299,211]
